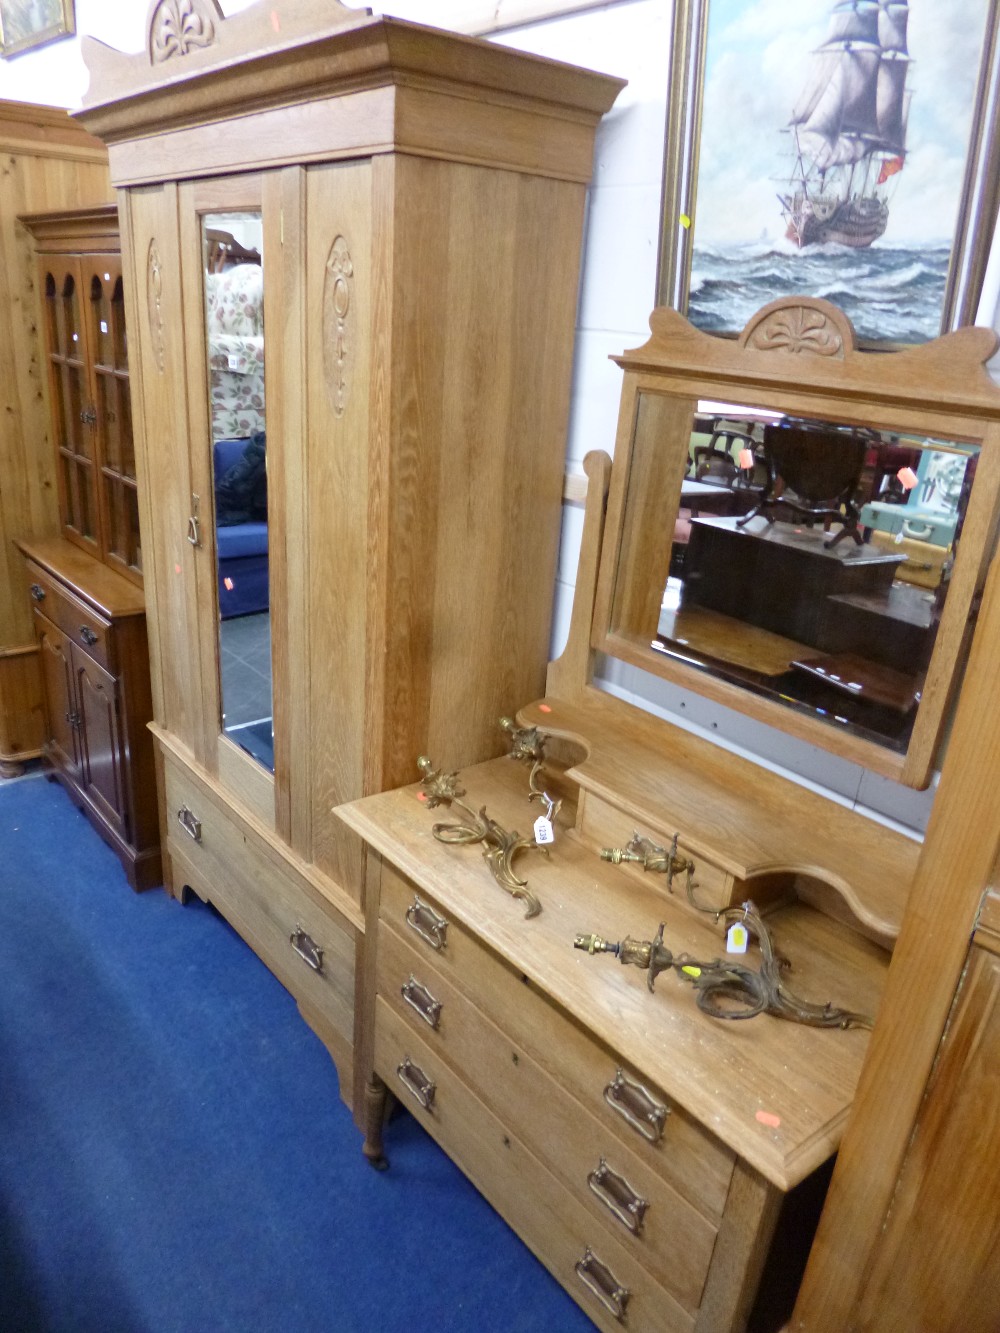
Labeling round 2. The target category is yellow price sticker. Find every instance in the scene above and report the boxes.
[681,965,702,978]
[679,213,692,229]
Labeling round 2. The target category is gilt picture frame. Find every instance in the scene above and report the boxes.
[657,0,1000,346]
[0,0,75,59]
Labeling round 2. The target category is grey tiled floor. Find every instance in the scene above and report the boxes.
[219,611,272,730]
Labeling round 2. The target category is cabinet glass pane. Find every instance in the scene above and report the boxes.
[112,277,127,371]
[90,272,112,366]
[103,476,141,574]
[61,273,82,356]
[202,211,272,772]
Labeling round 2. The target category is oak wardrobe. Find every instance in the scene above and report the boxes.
[76,0,622,1108]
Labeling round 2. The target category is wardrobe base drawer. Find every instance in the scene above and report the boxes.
[375,997,696,1333]
[162,751,357,1055]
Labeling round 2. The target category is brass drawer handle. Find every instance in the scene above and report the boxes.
[176,804,202,842]
[79,626,99,646]
[396,1056,436,1111]
[588,1157,649,1236]
[289,926,324,973]
[604,1068,669,1144]
[401,975,442,1029]
[574,1247,630,1323]
[405,894,448,951]
[29,583,46,602]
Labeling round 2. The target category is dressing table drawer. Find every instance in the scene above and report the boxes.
[377,863,735,1221]
[375,997,696,1333]
[25,560,114,672]
[377,923,718,1309]
[162,753,355,1049]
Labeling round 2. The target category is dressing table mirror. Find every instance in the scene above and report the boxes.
[592,297,1000,789]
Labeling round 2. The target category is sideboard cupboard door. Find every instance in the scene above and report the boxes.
[74,649,126,841]
[35,612,79,777]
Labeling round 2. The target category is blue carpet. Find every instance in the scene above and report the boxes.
[0,774,592,1333]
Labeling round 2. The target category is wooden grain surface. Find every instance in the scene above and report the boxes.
[517,690,919,944]
[338,754,888,1189]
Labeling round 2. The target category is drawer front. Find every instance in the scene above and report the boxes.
[378,924,717,1309]
[162,753,355,1049]
[378,864,735,1221]
[375,998,696,1333]
[26,562,113,672]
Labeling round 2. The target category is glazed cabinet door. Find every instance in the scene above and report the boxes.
[83,255,142,584]
[38,255,100,555]
[73,645,127,840]
[34,610,80,777]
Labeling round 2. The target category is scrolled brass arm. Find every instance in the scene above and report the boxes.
[416,756,542,918]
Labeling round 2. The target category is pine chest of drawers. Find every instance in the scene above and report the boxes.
[339,755,888,1331]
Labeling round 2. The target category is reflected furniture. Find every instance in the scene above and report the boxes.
[0,101,113,778]
[15,204,159,890]
[76,0,622,1111]
[213,437,269,619]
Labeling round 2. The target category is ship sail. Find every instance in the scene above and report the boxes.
[780,0,911,248]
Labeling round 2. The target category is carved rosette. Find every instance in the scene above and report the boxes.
[149,0,217,64]
[742,302,847,358]
[147,240,165,374]
[323,235,354,418]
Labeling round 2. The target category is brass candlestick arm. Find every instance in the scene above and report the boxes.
[416,756,541,918]
[499,716,563,823]
[575,903,872,1029]
[601,832,696,895]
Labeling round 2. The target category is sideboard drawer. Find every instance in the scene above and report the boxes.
[377,923,718,1310]
[25,560,113,672]
[378,862,735,1220]
[375,997,696,1333]
[162,753,355,1050]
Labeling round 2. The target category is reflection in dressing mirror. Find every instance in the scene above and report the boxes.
[646,397,979,753]
[202,212,272,771]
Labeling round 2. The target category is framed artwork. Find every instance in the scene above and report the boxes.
[0,0,75,59]
[658,0,1000,345]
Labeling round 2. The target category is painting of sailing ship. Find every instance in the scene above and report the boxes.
[684,0,993,344]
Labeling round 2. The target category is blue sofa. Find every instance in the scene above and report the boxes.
[213,437,269,619]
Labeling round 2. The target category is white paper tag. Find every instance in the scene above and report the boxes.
[227,352,242,371]
[100,320,108,334]
[533,815,554,846]
[726,922,748,954]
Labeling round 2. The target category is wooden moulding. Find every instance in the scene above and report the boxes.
[19,204,120,254]
[0,100,108,163]
[75,0,625,186]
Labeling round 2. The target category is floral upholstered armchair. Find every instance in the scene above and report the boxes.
[205,262,264,439]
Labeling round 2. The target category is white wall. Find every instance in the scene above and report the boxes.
[7,0,995,836]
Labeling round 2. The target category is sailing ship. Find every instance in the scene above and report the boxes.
[779,0,910,249]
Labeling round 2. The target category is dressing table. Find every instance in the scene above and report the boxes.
[340,297,1000,1329]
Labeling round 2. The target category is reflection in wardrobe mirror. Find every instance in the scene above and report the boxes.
[639,396,978,755]
[202,211,272,772]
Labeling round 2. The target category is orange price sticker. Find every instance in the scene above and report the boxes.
[174,563,181,574]
[271,10,281,32]
[416,791,427,802]
[538,704,552,714]
[755,1110,781,1129]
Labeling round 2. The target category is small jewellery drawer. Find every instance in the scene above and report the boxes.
[375,998,696,1333]
[25,561,113,671]
[377,925,717,1310]
[162,754,355,1049]
[378,864,735,1220]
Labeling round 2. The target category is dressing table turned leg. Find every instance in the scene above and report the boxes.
[362,1076,391,1170]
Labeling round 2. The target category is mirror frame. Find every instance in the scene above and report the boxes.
[592,297,1000,788]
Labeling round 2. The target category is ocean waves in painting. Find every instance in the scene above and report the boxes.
[688,242,951,345]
